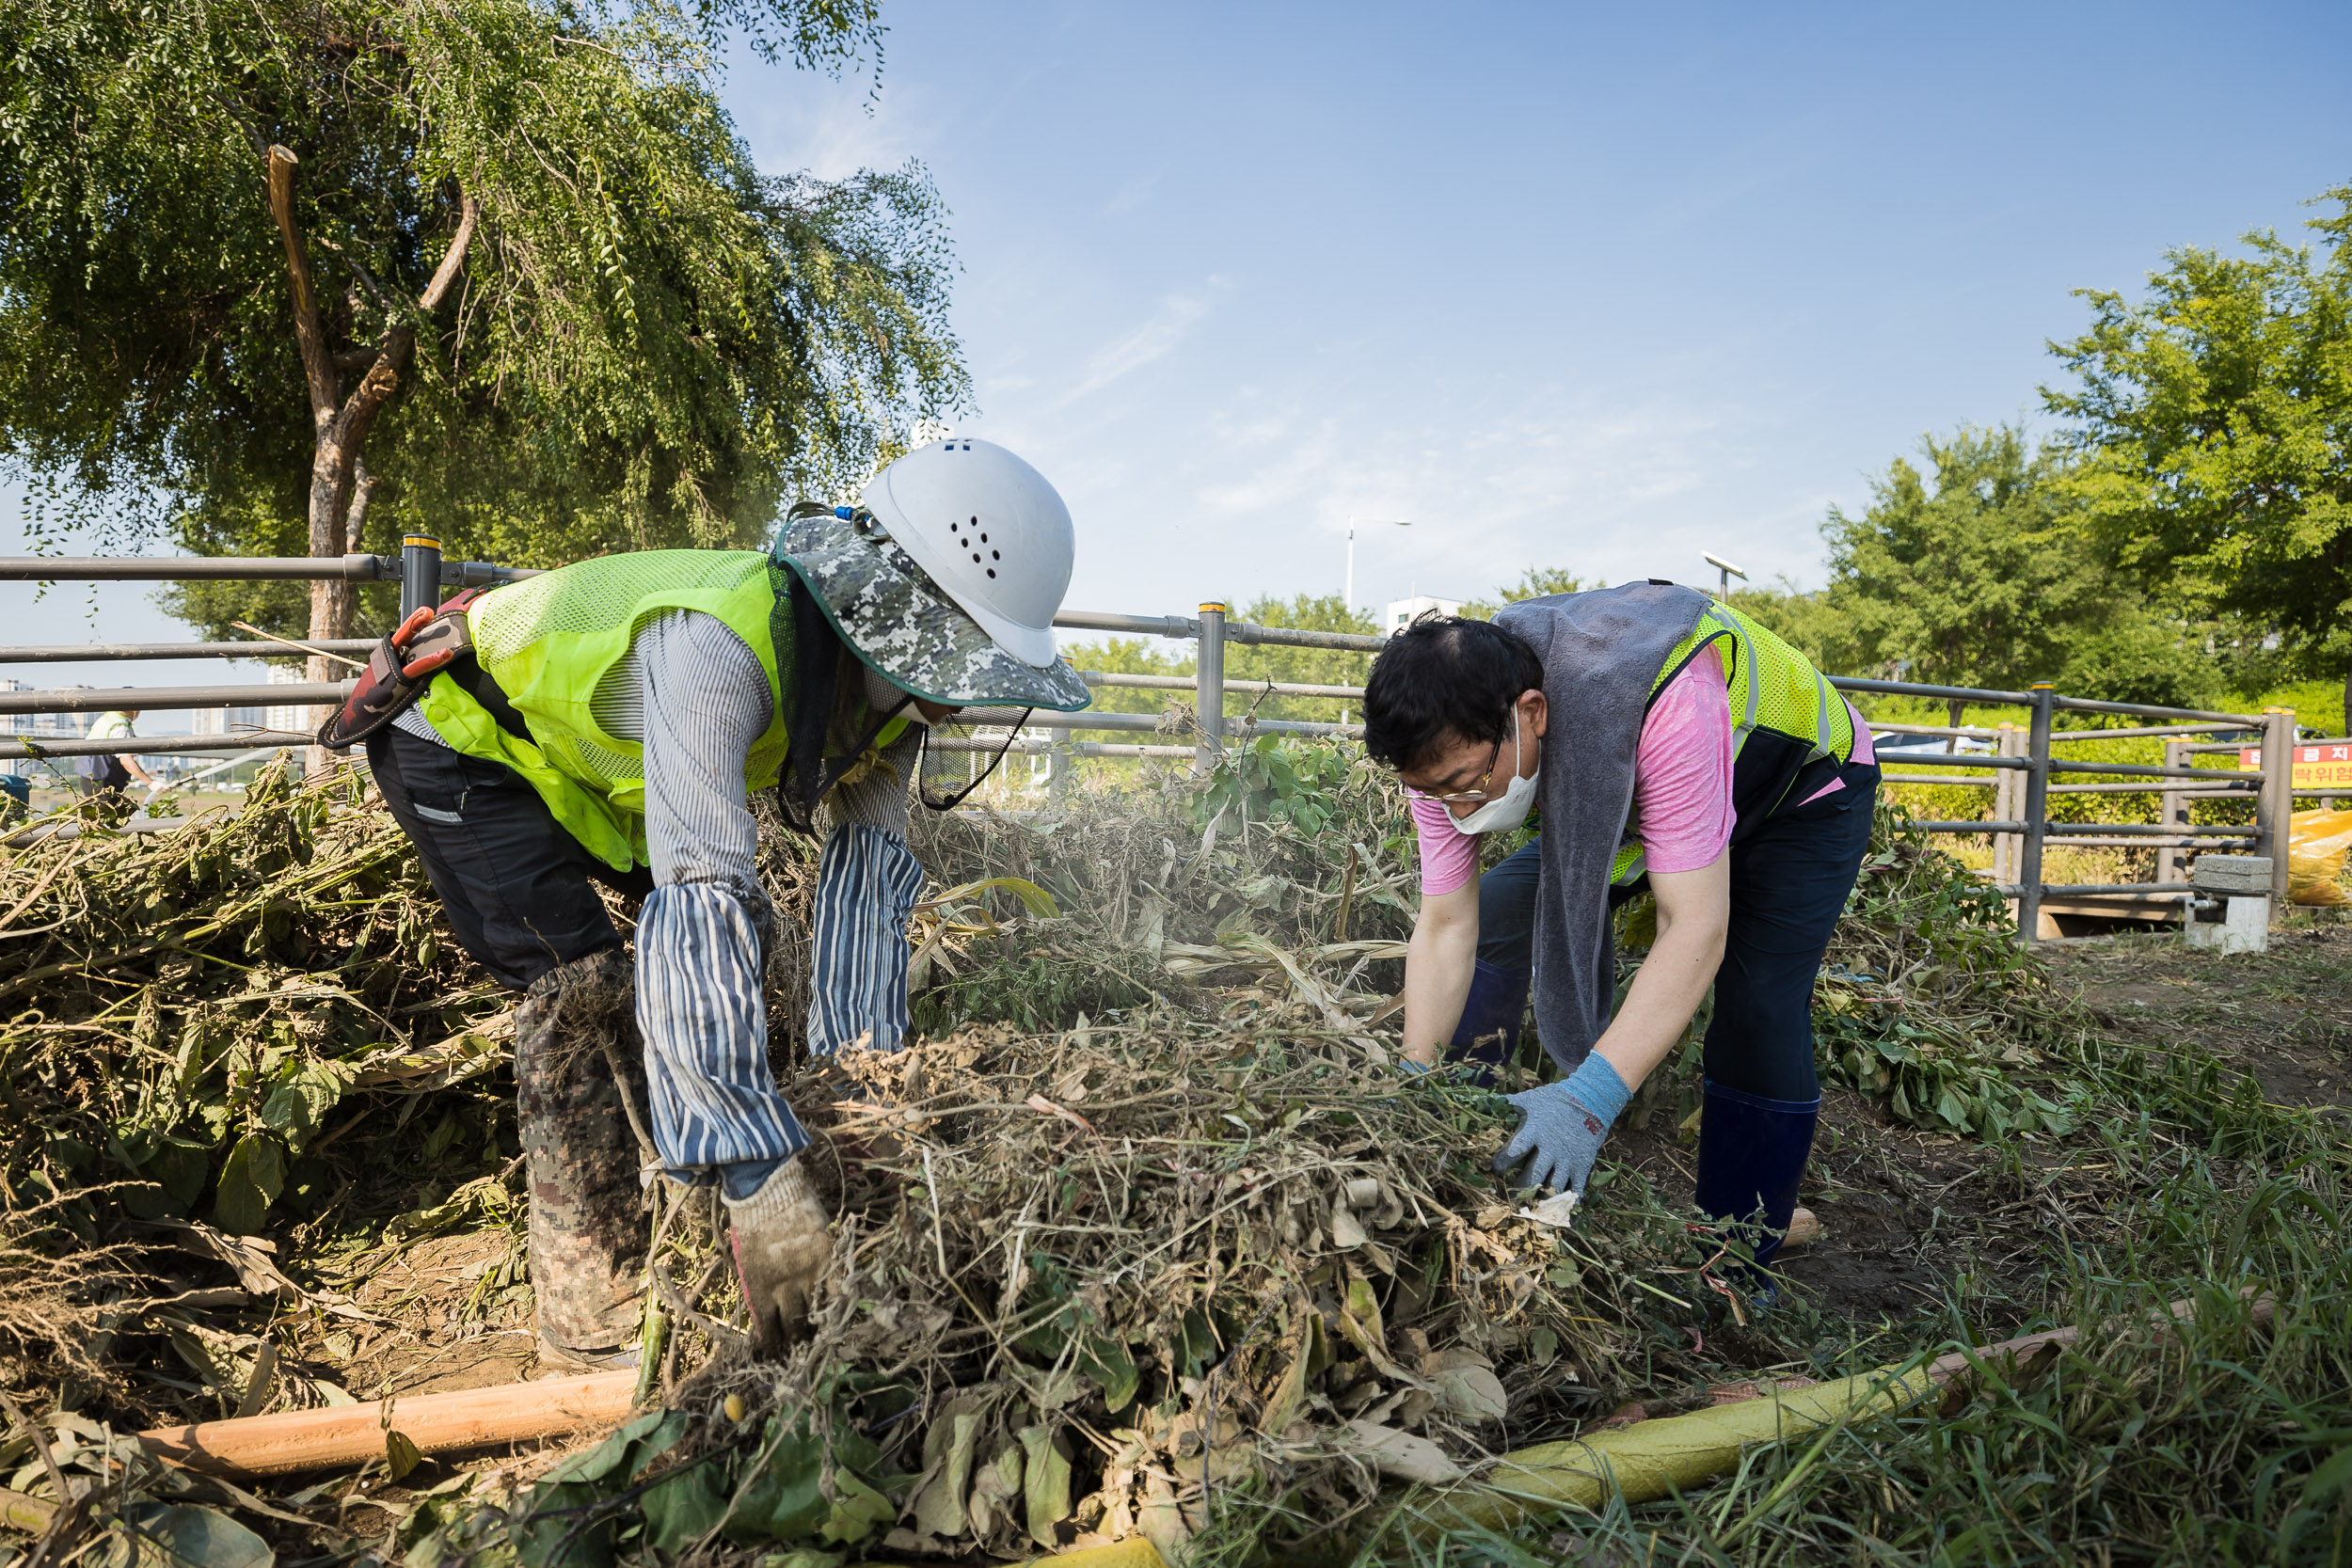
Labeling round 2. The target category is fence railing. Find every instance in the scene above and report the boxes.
[2,563,2312,942]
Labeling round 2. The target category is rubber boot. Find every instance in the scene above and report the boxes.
[515,946,652,1367]
[1693,1080,1820,1283]
[1448,960,1530,1085]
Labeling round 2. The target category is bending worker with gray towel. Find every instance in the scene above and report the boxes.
[324,438,1091,1361]
[1360,585,1878,1278]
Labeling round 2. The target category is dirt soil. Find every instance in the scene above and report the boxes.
[2043,917,2352,1112]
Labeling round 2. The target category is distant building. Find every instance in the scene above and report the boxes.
[1385,594,1463,634]
[189,696,273,736]
[264,662,314,736]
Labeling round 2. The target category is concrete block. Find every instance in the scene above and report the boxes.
[2192,855,2273,894]
[2185,895,2270,954]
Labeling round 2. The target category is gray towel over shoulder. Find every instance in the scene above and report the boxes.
[1493,582,1712,1072]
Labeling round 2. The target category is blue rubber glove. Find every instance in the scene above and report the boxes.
[1492,1053,1633,1196]
[1397,1056,1434,1077]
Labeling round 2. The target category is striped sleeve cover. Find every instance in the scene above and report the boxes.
[807,725,924,1055]
[630,611,811,1182]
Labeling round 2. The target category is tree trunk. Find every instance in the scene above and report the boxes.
[1947,696,1964,752]
[2342,665,2349,743]
[264,144,477,776]
[266,146,344,776]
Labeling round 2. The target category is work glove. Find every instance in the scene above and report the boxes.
[1492,1053,1633,1197]
[723,1155,834,1353]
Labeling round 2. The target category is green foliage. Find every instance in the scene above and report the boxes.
[1460,565,1587,621]
[0,0,967,634]
[1812,809,2081,1139]
[1821,424,2228,718]
[2045,184,2352,722]
[1825,427,2091,703]
[1057,594,1375,751]
[910,949,1149,1036]
[0,762,513,1247]
[1053,635,1187,721]
[1193,735,1359,840]
[1452,1163,2352,1565]
[1222,593,1380,722]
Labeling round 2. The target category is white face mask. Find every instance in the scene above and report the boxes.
[1451,705,1539,835]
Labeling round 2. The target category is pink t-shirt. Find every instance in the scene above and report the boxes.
[1408,649,1876,895]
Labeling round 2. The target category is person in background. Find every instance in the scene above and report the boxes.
[1361,583,1878,1277]
[79,706,155,800]
[322,437,1090,1362]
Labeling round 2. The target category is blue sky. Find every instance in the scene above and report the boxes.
[720,0,2352,620]
[10,0,2352,706]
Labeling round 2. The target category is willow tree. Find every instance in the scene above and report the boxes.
[0,0,967,661]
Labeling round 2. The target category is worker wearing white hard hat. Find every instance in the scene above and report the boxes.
[325,437,1088,1360]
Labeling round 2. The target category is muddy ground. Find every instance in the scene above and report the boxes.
[2046,918,2352,1110]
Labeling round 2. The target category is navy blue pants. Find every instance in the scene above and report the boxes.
[369,728,653,990]
[1477,767,1878,1100]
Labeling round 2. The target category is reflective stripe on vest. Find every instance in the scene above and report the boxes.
[1608,600,1854,886]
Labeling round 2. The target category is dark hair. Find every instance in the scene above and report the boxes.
[1361,613,1544,772]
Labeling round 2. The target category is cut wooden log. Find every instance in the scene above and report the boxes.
[137,1370,637,1478]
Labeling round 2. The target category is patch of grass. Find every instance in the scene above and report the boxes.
[1401,1002,2352,1564]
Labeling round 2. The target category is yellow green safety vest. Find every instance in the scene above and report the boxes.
[1608,599,1857,885]
[416,550,795,873]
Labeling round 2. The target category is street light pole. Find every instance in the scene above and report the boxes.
[1345,516,1411,612]
[1702,551,1747,600]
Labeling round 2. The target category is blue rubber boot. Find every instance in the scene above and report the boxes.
[1448,960,1530,1085]
[1693,1080,1820,1283]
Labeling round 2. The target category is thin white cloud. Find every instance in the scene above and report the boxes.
[1102,172,1158,215]
[1179,389,1774,600]
[1047,291,1216,409]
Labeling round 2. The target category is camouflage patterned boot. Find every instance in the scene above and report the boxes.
[515,946,653,1367]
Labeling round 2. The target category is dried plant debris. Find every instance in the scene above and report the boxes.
[0,745,2152,1567]
[415,1020,1712,1568]
[0,763,515,1418]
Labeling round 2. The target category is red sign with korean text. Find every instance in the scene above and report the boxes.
[2239,742,2352,790]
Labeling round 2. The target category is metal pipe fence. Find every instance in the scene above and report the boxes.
[0,640,376,664]
[3,555,2305,942]
[0,554,539,587]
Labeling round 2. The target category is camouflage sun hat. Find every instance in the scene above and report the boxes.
[770,505,1091,713]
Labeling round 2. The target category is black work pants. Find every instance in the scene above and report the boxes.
[1479,765,1879,1101]
[368,728,653,990]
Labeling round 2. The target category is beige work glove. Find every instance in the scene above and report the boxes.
[723,1156,834,1353]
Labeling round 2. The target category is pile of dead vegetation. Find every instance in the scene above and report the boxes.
[407,1015,1720,1568]
[900,738,1419,1041]
[0,739,2148,1568]
[904,745,2106,1148]
[0,762,523,1418]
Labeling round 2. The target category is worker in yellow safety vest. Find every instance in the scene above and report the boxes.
[1362,584,1879,1281]
[322,438,1092,1360]
[80,705,156,799]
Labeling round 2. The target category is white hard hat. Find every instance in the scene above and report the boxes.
[859,437,1073,669]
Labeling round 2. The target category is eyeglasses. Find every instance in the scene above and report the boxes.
[1428,734,1505,804]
